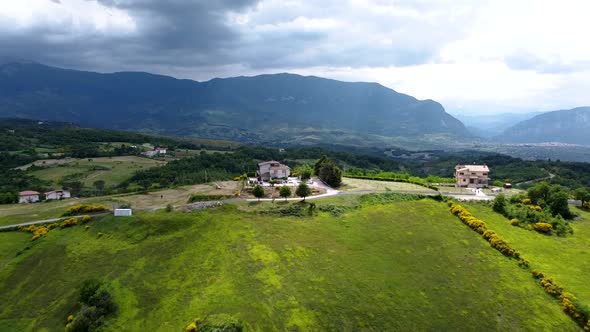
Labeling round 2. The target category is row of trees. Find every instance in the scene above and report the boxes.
[252,182,313,201]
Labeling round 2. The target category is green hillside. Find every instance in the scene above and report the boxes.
[0,198,579,331]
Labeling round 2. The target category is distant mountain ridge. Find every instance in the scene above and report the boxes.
[0,61,471,144]
[499,107,590,144]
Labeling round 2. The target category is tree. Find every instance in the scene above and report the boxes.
[319,162,342,187]
[252,184,265,201]
[296,183,312,201]
[528,182,551,206]
[279,186,292,201]
[294,164,313,180]
[314,155,342,187]
[314,155,329,176]
[493,193,506,214]
[548,190,571,218]
[573,187,590,203]
[93,180,105,195]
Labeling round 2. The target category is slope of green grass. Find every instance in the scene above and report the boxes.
[466,203,590,309]
[0,199,579,331]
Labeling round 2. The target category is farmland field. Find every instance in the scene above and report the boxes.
[341,177,437,193]
[0,198,579,331]
[0,181,239,227]
[27,156,166,189]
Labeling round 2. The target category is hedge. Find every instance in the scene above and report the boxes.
[449,202,526,265]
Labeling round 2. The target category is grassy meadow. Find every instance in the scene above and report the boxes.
[27,156,165,189]
[465,202,590,309]
[0,197,579,331]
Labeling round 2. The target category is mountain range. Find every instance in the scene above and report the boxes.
[0,61,470,145]
[499,107,590,144]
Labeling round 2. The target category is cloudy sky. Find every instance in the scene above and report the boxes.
[1,0,589,114]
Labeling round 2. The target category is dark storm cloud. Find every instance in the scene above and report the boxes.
[0,0,261,71]
[0,0,471,74]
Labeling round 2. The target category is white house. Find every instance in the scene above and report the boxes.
[257,161,291,181]
[455,164,490,188]
[45,189,71,200]
[18,191,40,204]
[142,147,167,158]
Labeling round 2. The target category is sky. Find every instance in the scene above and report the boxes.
[1,0,590,114]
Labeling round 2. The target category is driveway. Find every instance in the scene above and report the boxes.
[246,177,339,202]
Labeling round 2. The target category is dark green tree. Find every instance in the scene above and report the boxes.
[492,193,506,214]
[279,186,292,201]
[548,190,571,218]
[314,155,329,176]
[319,162,342,188]
[296,183,312,201]
[252,185,265,201]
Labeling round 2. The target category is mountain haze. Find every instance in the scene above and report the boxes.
[0,61,470,143]
[499,107,590,144]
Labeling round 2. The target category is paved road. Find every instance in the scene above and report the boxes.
[0,213,109,230]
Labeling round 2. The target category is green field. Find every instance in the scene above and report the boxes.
[28,156,165,189]
[0,198,579,331]
[465,202,590,309]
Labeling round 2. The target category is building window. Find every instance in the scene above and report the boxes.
[459,172,464,175]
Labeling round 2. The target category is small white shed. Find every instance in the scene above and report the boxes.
[114,209,133,217]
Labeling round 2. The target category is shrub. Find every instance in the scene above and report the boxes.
[21,225,50,240]
[63,204,107,216]
[61,217,79,228]
[493,194,506,214]
[510,218,519,226]
[67,280,117,332]
[185,321,197,332]
[81,215,91,223]
[188,194,230,203]
[533,222,553,234]
[165,204,173,212]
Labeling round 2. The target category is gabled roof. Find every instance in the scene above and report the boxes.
[19,190,40,196]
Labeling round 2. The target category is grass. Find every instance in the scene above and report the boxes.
[27,156,165,189]
[465,202,590,309]
[0,198,578,331]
